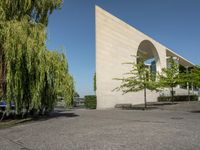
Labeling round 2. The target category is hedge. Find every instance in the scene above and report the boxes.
[158,95,198,102]
[84,95,96,109]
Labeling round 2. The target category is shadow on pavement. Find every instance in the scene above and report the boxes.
[122,106,158,110]
[48,112,79,118]
[31,109,79,122]
[190,110,200,113]
[0,109,79,129]
[123,102,178,110]
[149,102,177,106]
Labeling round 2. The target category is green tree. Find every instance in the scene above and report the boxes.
[74,92,80,98]
[0,0,74,115]
[179,66,193,101]
[114,59,158,109]
[190,66,200,88]
[0,0,62,25]
[158,57,180,102]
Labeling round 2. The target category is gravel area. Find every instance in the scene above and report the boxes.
[0,102,200,150]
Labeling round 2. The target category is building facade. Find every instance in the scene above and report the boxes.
[96,6,195,109]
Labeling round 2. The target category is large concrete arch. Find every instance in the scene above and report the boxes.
[95,6,195,109]
[137,40,161,72]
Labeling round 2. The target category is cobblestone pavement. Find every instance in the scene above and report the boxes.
[0,102,200,150]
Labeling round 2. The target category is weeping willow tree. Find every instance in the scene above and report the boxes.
[0,0,74,114]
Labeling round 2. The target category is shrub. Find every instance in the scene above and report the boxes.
[158,95,198,102]
[84,95,96,109]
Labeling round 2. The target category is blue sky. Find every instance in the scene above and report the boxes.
[47,0,200,97]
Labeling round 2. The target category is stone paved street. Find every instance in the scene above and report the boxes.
[0,102,200,150]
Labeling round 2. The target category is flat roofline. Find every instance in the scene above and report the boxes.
[166,49,195,67]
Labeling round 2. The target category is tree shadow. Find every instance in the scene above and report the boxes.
[190,110,200,113]
[148,102,178,106]
[0,109,79,129]
[123,106,158,110]
[117,102,178,110]
[29,109,79,122]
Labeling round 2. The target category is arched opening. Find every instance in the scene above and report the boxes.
[137,40,161,78]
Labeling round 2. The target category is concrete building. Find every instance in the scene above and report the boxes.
[96,6,196,109]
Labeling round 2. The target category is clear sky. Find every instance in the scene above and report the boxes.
[47,0,200,97]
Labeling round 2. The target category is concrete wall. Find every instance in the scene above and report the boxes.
[95,6,171,109]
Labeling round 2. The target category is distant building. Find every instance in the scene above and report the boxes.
[73,97,85,107]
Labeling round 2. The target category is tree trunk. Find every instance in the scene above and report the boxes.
[171,87,174,103]
[188,89,190,102]
[144,87,147,109]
